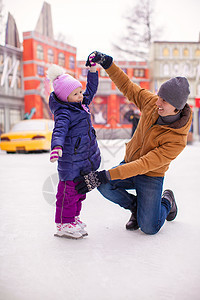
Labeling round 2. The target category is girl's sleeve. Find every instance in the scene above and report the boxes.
[82,71,98,105]
[51,110,70,150]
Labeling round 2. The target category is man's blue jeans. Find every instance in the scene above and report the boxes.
[97,164,171,235]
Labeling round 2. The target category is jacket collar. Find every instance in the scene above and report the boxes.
[152,104,191,129]
[52,92,82,110]
[169,104,191,129]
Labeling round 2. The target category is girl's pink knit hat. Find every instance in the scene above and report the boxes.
[47,64,82,102]
[53,74,82,101]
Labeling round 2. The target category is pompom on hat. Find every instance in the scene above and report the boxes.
[47,64,82,102]
[157,77,190,110]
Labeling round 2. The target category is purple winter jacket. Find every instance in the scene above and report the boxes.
[49,71,101,181]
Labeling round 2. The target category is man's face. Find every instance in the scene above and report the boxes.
[156,97,177,117]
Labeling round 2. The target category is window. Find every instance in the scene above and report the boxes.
[173,64,179,75]
[163,47,169,57]
[134,69,145,77]
[183,64,190,76]
[134,69,139,77]
[58,53,65,67]
[37,65,44,76]
[37,45,44,60]
[195,48,200,57]
[163,64,169,76]
[183,48,189,57]
[69,56,75,69]
[173,48,179,57]
[10,109,21,129]
[140,69,145,77]
[81,68,88,76]
[47,49,54,63]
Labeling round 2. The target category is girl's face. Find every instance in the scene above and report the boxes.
[67,87,83,103]
[156,96,177,117]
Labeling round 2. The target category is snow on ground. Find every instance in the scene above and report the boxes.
[0,140,200,300]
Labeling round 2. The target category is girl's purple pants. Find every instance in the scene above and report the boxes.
[55,180,86,224]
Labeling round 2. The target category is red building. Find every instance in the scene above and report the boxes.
[23,30,77,119]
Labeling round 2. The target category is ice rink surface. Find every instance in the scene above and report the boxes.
[0,139,200,300]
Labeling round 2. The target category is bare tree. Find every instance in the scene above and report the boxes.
[112,0,162,60]
[55,32,74,45]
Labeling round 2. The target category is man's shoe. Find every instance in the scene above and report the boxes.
[126,209,139,230]
[162,189,178,221]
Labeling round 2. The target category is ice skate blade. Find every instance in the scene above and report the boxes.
[82,232,88,237]
[79,229,88,237]
[54,233,83,240]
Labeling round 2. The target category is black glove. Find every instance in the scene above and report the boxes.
[86,51,113,69]
[74,170,109,194]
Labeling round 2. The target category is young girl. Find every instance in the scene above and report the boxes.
[47,59,101,239]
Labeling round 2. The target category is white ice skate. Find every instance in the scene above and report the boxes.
[54,223,83,239]
[75,216,88,237]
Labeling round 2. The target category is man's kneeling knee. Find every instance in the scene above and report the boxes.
[139,223,161,235]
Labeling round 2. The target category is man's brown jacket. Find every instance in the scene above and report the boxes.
[106,63,192,180]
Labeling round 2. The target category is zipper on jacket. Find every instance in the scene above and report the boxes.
[86,119,94,170]
[92,128,96,137]
[74,137,81,154]
[87,119,91,140]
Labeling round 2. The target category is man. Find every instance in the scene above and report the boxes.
[74,51,192,235]
[124,109,140,136]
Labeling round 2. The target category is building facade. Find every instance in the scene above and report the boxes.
[0,44,24,134]
[0,11,24,134]
[150,41,200,139]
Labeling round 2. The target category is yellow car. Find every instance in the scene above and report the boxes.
[0,119,54,153]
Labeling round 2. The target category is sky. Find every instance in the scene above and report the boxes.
[2,0,200,60]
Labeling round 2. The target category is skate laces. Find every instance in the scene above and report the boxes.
[75,217,86,228]
[56,224,62,231]
[57,222,80,232]
[63,222,76,229]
